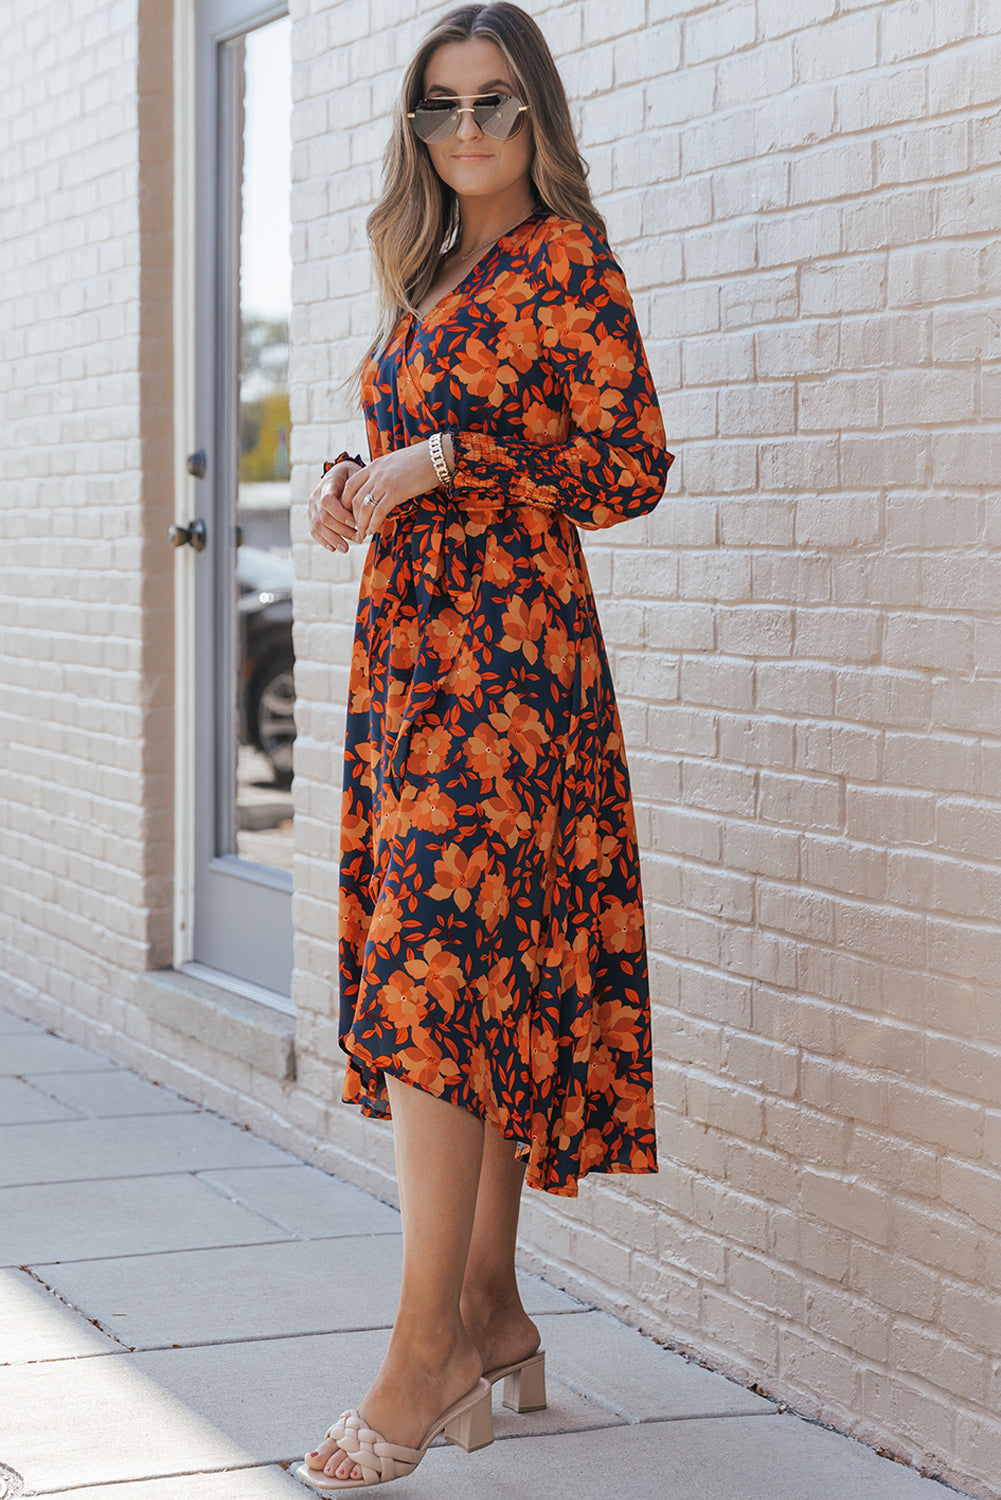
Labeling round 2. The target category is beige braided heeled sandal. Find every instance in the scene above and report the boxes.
[296,1376,494,1490]
[482,1348,547,1412]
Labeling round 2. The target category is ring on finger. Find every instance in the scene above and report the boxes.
[361,493,376,508]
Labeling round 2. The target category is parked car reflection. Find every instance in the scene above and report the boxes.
[237,546,295,788]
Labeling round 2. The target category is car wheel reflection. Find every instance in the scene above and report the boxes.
[252,649,295,789]
[237,546,295,787]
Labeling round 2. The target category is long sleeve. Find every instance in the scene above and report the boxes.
[447,222,674,530]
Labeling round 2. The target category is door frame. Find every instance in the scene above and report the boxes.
[170,0,295,1014]
[172,0,197,972]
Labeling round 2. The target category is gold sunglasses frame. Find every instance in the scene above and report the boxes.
[407,93,530,144]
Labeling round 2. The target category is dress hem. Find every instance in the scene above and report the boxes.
[339,1040,659,1200]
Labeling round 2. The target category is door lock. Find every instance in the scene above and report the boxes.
[168,519,208,552]
[186,450,207,478]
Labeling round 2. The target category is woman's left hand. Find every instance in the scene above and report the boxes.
[342,440,442,544]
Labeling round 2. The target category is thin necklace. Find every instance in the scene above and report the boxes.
[447,207,535,264]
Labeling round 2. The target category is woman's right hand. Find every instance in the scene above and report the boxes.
[307,462,361,553]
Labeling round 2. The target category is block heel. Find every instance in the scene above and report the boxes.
[502,1348,547,1412]
[442,1383,495,1451]
[482,1348,548,1413]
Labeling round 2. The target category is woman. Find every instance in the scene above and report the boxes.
[300,3,673,1489]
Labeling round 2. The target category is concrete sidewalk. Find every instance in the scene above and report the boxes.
[0,1000,960,1500]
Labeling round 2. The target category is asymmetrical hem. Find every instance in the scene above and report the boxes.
[336,209,674,1197]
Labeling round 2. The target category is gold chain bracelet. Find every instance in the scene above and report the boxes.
[428,431,452,491]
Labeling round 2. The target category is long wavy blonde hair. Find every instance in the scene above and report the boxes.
[359,2,606,380]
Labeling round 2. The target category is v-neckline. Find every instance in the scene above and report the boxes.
[410,204,548,328]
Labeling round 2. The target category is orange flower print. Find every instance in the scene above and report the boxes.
[599,898,645,954]
[587,1043,619,1095]
[598,834,622,879]
[390,621,419,673]
[573,436,603,469]
[488,692,548,769]
[368,890,406,949]
[546,230,596,287]
[530,1024,560,1086]
[593,998,641,1053]
[404,939,465,1013]
[374,971,428,1033]
[571,813,598,870]
[482,538,517,588]
[495,317,543,373]
[384,672,409,726]
[399,1028,463,1093]
[541,619,574,688]
[570,383,623,433]
[499,593,548,664]
[466,1041,497,1109]
[427,608,466,655]
[639,401,668,446]
[538,301,597,352]
[349,637,371,713]
[408,724,454,776]
[396,350,429,419]
[530,532,573,603]
[453,337,520,407]
[590,336,636,390]
[464,721,511,783]
[521,400,567,443]
[339,209,672,1197]
[337,888,368,951]
[475,868,510,932]
[441,643,483,702]
[474,267,529,305]
[348,737,380,793]
[481,777,533,846]
[561,928,594,1000]
[339,804,370,854]
[580,1127,609,1173]
[533,798,559,862]
[409,347,444,398]
[556,1086,586,1153]
[399,783,456,833]
[473,954,517,1022]
[428,842,490,910]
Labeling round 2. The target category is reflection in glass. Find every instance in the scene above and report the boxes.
[231,14,294,872]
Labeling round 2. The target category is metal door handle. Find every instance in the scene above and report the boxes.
[169,519,207,552]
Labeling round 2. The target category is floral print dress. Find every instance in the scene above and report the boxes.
[337,206,674,1196]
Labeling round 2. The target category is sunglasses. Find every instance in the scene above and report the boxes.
[408,93,529,145]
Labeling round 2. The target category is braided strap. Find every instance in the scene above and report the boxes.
[323,1409,423,1486]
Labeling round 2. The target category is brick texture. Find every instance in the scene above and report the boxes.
[289,5,1001,1496]
[0,0,175,1023]
[2,3,1001,1497]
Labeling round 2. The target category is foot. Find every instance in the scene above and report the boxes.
[460,1291,541,1376]
[303,1329,483,1483]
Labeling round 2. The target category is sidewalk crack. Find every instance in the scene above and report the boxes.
[19,1267,135,1353]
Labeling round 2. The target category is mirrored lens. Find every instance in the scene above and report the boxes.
[477,94,525,140]
[410,95,526,145]
[410,99,463,145]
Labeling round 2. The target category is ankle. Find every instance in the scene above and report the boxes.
[387,1317,478,1367]
[460,1284,526,1325]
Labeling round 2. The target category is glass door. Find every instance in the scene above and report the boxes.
[187,0,294,995]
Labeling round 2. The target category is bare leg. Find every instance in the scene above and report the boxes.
[305,1075,486,1482]
[459,1121,541,1373]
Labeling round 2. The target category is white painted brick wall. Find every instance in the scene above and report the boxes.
[3,1,1001,1495]
[290,3,1001,1494]
[0,0,174,1027]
